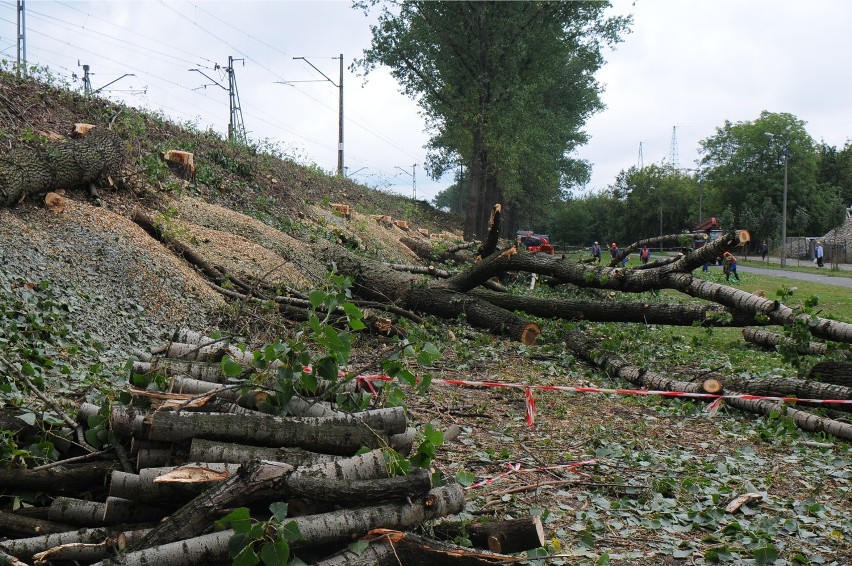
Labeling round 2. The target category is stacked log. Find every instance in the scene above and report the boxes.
[0,329,544,564]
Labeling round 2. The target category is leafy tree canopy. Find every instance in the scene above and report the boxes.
[354,0,631,238]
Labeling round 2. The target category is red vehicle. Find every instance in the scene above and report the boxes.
[691,217,723,249]
[516,231,555,255]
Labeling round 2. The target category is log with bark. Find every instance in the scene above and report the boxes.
[97,484,465,565]
[564,329,852,440]
[742,327,828,355]
[809,361,852,388]
[315,530,515,565]
[0,127,124,207]
[432,516,545,554]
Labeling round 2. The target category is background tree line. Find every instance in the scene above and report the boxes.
[434,111,851,249]
[354,2,848,247]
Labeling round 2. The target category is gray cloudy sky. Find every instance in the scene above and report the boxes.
[2,1,851,202]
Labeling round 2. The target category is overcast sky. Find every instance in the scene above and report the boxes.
[2,0,850,202]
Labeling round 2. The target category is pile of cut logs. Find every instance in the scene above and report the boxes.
[0,329,544,565]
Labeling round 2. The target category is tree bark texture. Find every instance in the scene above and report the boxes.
[47,497,169,528]
[127,450,392,548]
[188,438,340,467]
[315,531,513,566]
[564,330,852,441]
[0,461,114,495]
[108,407,401,455]
[0,510,73,538]
[0,127,124,207]
[112,485,464,564]
[0,526,150,561]
[809,361,852,388]
[471,288,764,327]
[433,516,545,554]
[311,241,540,344]
[741,327,828,355]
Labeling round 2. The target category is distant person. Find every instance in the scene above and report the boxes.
[760,240,768,261]
[815,242,824,267]
[722,251,740,281]
[609,242,619,265]
[640,245,650,265]
[591,241,602,263]
[610,242,627,267]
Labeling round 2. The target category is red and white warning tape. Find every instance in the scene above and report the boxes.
[301,367,852,427]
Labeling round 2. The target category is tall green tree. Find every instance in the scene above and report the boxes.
[697,111,838,241]
[354,1,630,239]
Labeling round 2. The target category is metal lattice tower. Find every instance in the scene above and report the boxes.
[227,56,247,145]
[638,142,644,170]
[16,0,26,77]
[669,126,679,170]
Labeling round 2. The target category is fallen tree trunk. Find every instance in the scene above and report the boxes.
[0,510,73,537]
[0,127,124,207]
[126,450,393,548]
[742,327,827,355]
[809,361,852,388]
[316,530,513,566]
[438,231,852,344]
[0,526,151,562]
[0,461,115,495]
[187,438,345,466]
[400,237,476,264]
[116,484,464,561]
[311,241,541,344]
[564,330,852,441]
[471,288,764,327]
[108,406,403,455]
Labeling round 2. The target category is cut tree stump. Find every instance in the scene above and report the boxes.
[0,127,124,207]
[433,516,545,554]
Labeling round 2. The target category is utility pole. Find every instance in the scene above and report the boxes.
[781,149,788,268]
[190,57,247,145]
[16,0,26,77]
[77,62,135,96]
[337,53,343,177]
[81,63,92,95]
[395,164,416,199]
[288,54,344,176]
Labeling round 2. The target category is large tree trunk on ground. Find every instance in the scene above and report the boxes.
[0,511,73,537]
[742,327,828,355]
[315,531,512,566]
[441,231,852,344]
[311,241,541,344]
[0,127,124,207]
[809,361,852,387]
[0,461,115,495]
[108,485,464,564]
[107,406,403,455]
[129,464,433,551]
[471,289,765,327]
[564,329,852,440]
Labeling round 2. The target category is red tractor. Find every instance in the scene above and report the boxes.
[516,231,555,255]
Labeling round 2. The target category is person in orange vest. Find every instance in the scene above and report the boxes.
[639,245,650,265]
[722,251,740,281]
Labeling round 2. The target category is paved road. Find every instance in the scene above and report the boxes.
[735,265,852,289]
